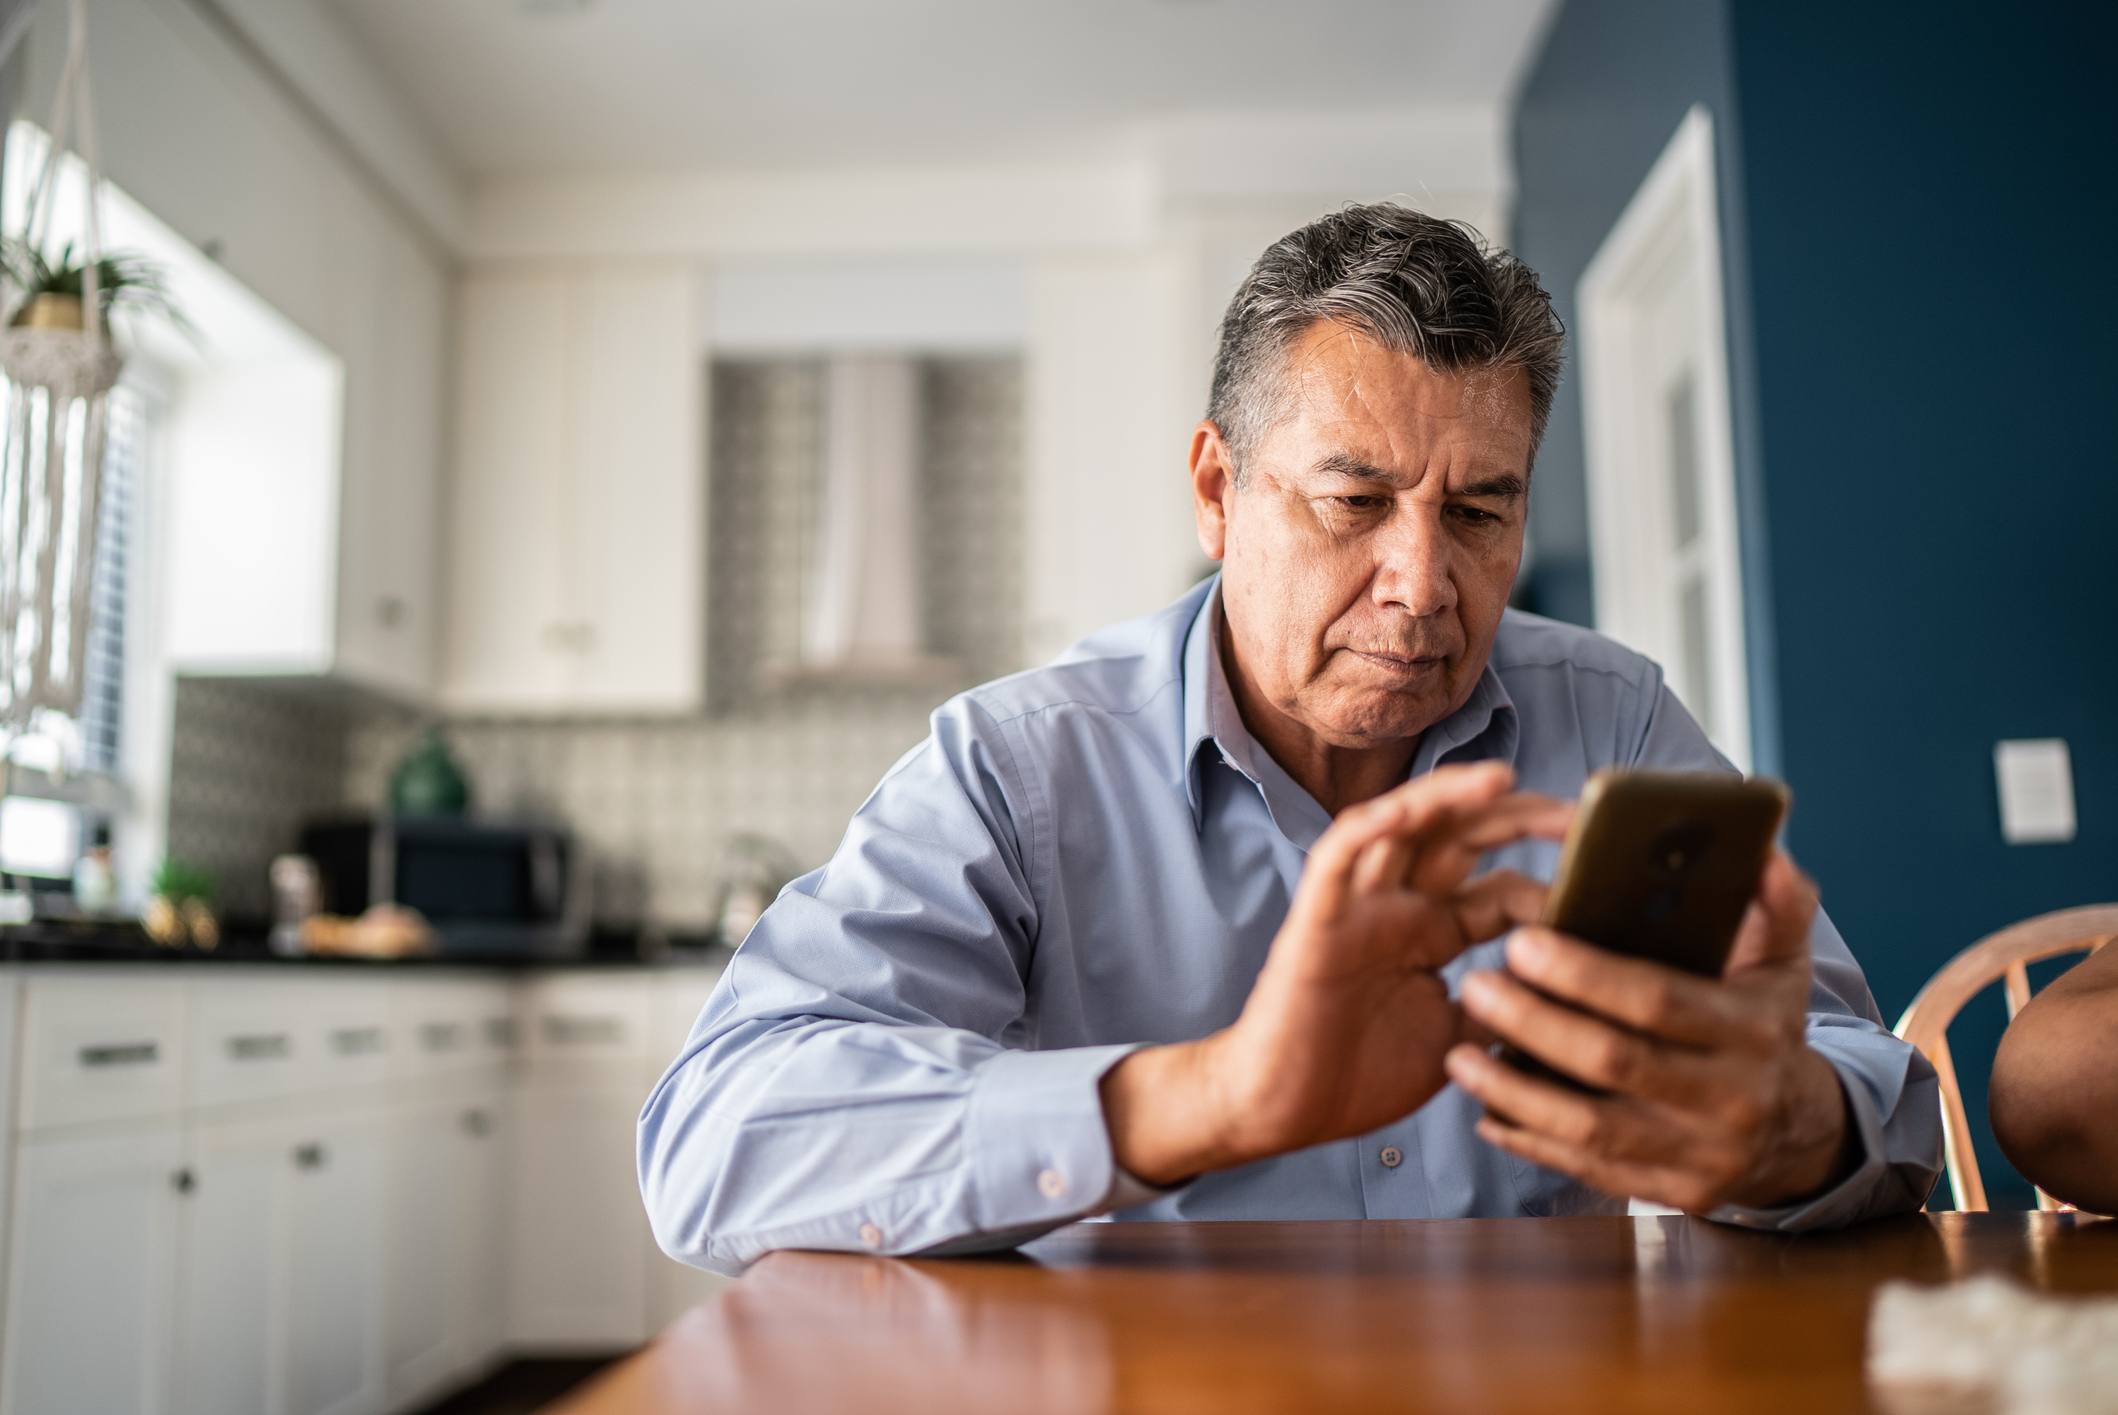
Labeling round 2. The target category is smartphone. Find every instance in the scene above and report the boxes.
[1497,768,1791,1089]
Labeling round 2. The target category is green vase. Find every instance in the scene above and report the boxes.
[389,732,471,817]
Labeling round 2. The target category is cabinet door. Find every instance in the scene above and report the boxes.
[564,264,702,712]
[332,216,446,699]
[441,272,573,710]
[1,1127,183,1415]
[508,1084,649,1349]
[441,263,701,714]
[171,1114,289,1415]
[383,1096,458,1406]
[448,1082,508,1371]
[284,1109,386,1415]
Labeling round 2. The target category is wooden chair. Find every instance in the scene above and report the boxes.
[1893,904,2118,1211]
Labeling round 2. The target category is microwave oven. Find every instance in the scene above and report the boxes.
[298,815,588,958]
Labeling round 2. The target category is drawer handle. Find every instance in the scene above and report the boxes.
[293,1143,327,1170]
[330,1027,385,1056]
[226,1033,291,1061]
[462,1108,492,1138]
[483,1018,518,1049]
[420,1022,465,1053]
[79,1042,158,1068]
[542,1015,624,1046]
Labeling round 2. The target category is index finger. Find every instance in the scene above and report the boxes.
[1502,927,1745,1048]
[1407,792,1575,897]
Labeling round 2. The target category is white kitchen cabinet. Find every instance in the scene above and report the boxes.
[160,207,447,702]
[446,1079,510,1375]
[1,1125,185,1415]
[284,1103,388,1415]
[508,1081,651,1348]
[171,1112,287,1415]
[442,263,704,714]
[385,1074,507,1407]
[2,964,732,1413]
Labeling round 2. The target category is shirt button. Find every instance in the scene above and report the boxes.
[1037,1168,1067,1199]
[858,1223,882,1248]
[1379,1146,1403,1169]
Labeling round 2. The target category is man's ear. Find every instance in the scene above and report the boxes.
[1190,421,1236,561]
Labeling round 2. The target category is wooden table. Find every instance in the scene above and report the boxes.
[551,1212,2115,1413]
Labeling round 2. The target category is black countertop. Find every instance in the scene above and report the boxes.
[0,918,730,969]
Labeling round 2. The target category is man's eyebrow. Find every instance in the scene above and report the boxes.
[1459,473,1528,499]
[1311,450,1395,483]
[1310,451,1528,501]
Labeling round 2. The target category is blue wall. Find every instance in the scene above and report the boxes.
[1514,0,2118,1208]
[1510,0,1782,776]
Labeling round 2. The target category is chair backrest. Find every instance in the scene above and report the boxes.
[1893,904,2118,1212]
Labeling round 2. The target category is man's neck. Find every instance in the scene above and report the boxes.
[1216,612,1420,818]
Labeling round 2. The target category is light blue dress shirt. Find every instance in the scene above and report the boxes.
[640,579,1942,1275]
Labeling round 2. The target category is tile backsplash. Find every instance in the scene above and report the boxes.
[163,355,1024,935]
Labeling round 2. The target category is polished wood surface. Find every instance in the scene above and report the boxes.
[550,1213,2116,1414]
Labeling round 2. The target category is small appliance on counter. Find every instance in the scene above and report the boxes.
[298,814,588,959]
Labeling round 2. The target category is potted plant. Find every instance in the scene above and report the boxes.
[144,858,218,950]
[1,237,186,335]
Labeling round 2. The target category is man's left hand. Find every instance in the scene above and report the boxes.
[1444,852,1857,1213]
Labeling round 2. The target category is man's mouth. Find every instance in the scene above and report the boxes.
[1348,649,1447,676]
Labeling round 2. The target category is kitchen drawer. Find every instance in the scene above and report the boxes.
[388,977,483,1080]
[295,979,395,1095]
[474,982,521,1070]
[19,974,187,1130]
[187,973,305,1110]
[519,973,652,1078]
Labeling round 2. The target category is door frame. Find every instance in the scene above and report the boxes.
[1577,104,1752,770]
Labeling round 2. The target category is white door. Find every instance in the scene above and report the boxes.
[283,1107,387,1415]
[442,263,702,714]
[448,1080,509,1370]
[508,1084,650,1348]
[383,1096,458,1405]
[1578,106,1752,770]
[171,1113,289,1415]
[1,1126,184,1415]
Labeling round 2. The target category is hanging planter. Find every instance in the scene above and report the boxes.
[0,0,183,732]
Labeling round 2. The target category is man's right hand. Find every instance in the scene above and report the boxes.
[1099,760,1568,1186]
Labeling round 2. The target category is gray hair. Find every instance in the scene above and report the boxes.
[1207,203,1566,480]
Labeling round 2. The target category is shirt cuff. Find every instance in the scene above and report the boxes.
[1093,1164,1180,1215]
[962,1041,1149,1235]
[1703,1051,1892,1234]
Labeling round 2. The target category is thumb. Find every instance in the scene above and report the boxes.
[1723,851,1818,978]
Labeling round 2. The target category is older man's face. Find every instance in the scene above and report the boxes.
[1202,321,1533,750]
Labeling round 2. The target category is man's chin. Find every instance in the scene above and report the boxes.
[1299,687,1458,750]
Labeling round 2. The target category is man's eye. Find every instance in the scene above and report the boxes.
[1453,505,1501,525]
[1336,496,1389,511]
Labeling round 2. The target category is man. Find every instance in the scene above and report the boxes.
[640,205,1941,1275]
[1990,942,2118,1215]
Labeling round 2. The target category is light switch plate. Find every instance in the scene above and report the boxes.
[1994,738,2077,845]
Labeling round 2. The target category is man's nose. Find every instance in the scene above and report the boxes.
[1370,506,1457,618]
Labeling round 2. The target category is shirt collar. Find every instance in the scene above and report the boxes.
[1180,577,1522,847]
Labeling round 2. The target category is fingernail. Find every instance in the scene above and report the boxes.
[1506,929,1549,969]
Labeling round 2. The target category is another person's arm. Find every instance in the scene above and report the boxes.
[1990,942,2118,1215]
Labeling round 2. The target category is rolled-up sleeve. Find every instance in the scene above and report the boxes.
[1632,682,1944,1230]
[638,699,1137,1275]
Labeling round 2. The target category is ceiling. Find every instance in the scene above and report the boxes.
[322,0,1558,178]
